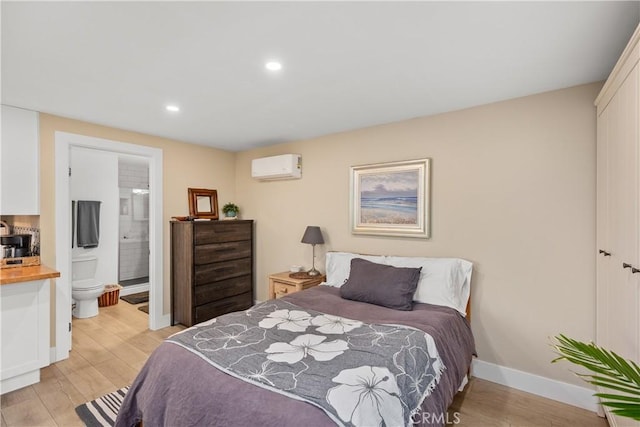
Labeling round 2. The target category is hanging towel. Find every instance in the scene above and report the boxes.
[77,200,101,248]
[71,200,76,248]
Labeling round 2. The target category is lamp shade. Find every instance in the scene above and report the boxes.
[301,226,324,245]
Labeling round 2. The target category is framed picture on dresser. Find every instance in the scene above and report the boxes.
[188,188,219,219]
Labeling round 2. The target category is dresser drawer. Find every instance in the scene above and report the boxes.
[194,275,251,305]
[194,258,251,285]
[194,222,252,245]
[274,282,296,298]
[194,240,251,265]
[194,292,253,324]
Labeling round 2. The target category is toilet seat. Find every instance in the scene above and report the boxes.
[72,278,103,291]
[73,285,104,293]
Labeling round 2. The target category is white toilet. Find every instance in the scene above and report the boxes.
[72,255,105,318]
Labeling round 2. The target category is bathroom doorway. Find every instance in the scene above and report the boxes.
[54,132,166,362]
[118,157,150,300]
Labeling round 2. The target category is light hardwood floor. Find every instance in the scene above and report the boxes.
[0,300,183,427]
[1,301,609,427]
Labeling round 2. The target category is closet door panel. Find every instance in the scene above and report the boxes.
[620,66,639,268]
[608,92,625,264]
[606,63,639,364]
[596,106,610,348]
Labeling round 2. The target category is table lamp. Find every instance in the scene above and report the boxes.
[301,226,324,276]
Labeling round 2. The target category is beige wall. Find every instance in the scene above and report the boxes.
[39,114,236,343]
[235,82,601,386]
[38,82,600,386]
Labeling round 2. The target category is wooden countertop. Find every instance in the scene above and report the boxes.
[0,265,61,285]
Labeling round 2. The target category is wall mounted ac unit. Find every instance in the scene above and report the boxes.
[251,154,302,181]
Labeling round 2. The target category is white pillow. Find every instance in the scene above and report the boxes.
[324,252,386,287]
[385,256,473,316]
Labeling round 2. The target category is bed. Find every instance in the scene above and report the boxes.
[115,252,476,427]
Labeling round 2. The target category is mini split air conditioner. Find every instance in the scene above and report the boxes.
[251,154,302,181]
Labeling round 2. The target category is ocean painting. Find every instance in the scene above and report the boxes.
[359,170,419,225]
[351,158,430,238]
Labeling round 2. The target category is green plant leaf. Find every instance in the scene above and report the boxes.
[596,393,640,403]
[589,380,638,396]
[610,408,640,421]
[551,334,640,423]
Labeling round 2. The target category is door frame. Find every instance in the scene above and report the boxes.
[54,131,167,361]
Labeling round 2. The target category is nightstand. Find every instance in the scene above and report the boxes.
[268,271,326,299]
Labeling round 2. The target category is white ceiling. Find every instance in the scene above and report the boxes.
[2,2,639,152]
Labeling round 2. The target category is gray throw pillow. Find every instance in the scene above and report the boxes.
[340,258,421,310]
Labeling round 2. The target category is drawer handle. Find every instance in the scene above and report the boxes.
[277,288,288,294]
[633,267,640,274]
[598,249,611,256]
[623,263,633,269]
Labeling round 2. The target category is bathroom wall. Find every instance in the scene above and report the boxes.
[118,157,149,281]
[70,147,119,286]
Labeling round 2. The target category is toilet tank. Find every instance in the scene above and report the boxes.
[72,255,98,281]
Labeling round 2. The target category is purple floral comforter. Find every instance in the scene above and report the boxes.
[115,286,475,427]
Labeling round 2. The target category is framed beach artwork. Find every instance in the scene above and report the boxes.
[350,158,431,238]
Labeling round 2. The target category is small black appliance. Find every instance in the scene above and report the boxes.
[0,234,32,257]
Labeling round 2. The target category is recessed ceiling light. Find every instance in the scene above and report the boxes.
[265,61,282,71]
[165,105,180,112]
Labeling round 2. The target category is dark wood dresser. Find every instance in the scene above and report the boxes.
[171,220,253,327]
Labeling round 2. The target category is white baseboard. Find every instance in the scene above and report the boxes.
[471,359,600,413]
[119,283,150,297]
[1,370,40,395]
[151,313,171,330]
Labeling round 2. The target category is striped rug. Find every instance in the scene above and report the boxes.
[75,386,129,427]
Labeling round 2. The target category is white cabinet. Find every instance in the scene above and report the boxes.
[595,23,640,427]
[0,279,50,394]
[1,104,40,215]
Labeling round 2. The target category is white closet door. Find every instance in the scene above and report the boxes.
[596,105,611,349]
[595,23,640,427]
[597,61,640,427]
[608,63,639,364]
